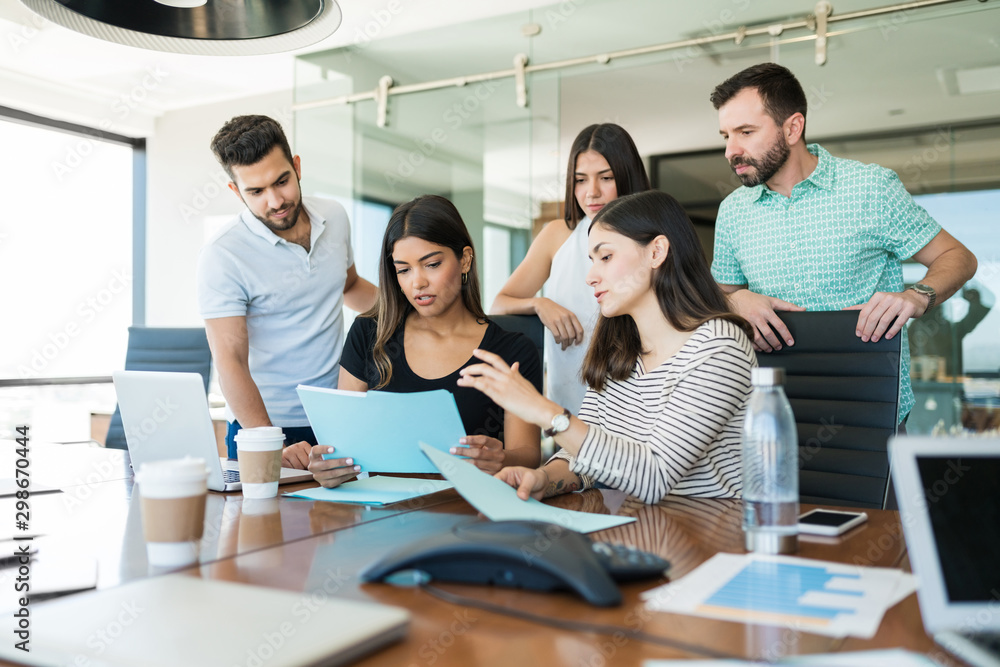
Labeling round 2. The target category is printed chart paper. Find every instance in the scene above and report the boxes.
[642,553,914,638]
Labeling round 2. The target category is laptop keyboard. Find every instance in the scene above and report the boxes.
[964,632,1000,654]
[223,468,240,484]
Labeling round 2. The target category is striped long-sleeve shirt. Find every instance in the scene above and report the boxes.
[552,318,755,504]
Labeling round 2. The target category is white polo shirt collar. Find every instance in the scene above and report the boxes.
[239,203,328,256]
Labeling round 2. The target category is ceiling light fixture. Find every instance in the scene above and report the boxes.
[154,0,208,8]
[19,0,342,56]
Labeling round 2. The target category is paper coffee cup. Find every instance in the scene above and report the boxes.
[135,457,209,567]
[235,427,285,499]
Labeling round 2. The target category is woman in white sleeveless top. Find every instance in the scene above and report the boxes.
[491,124,650,411]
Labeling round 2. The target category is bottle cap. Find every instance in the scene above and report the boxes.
[751,367,785,386]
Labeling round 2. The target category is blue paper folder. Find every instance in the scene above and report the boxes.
[297,385,466,473]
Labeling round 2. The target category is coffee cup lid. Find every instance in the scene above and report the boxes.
[235,426,285,443]
[136,457,209,483]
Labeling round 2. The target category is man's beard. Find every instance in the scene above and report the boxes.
[255,198,302,233]
[730,134,790,187]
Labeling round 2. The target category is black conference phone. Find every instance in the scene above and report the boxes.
[360,520,670,606]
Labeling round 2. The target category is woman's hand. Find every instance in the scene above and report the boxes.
[457,349,555,427]
[307,446,361,489]
[495,466,549,501]
[534,298,585,350]
[452,435,505,474]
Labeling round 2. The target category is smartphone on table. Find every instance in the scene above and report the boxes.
[797,509,868,536]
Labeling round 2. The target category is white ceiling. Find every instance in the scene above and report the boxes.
[281,0,1000,213]
[1,0,998,158]
[0,0,557,135]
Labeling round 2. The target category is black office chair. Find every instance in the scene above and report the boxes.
[757,311,900,509]
[104,327,213,450]
[488,314,544,368]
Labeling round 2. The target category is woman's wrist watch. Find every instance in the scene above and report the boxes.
[907,283,936,314]
[542,408,571,438]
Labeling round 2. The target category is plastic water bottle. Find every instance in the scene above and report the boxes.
[742,367,799,554]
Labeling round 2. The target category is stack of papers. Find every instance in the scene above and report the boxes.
[285,476,453,506]
[642,553,916,639]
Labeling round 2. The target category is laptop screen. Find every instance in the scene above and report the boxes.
[917,455,1000,603]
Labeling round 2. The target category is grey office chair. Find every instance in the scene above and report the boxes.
[104,327,212,450]
[488,314,544,368]
[757,311,901,509]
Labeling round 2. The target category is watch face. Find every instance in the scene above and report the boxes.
[552,413,570,432]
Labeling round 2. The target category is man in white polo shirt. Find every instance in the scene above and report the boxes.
[197,115,376,468]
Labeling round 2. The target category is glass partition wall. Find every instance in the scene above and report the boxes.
[653,123,1000,435]
[293,11,561,313]
[294,0,1000,434]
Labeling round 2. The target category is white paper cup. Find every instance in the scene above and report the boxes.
[235,427,285,499]
[135,457,209,567]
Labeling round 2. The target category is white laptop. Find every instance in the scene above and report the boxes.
[0,574,408,666]
[891,436,1000,667]
[113,371,313,492]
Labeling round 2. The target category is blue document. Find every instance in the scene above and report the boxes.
[284,476,454,506]
[420,444,635,534]
[297,385,466,473]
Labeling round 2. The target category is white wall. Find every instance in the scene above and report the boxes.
[145,89,294,325]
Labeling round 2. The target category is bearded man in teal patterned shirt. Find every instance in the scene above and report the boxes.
[709,63,977,423]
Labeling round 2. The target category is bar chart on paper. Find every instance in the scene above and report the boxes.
[700,559,864,627]
[642,553,914,638]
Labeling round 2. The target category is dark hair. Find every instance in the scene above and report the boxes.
[210,115,295,180]
[582,191,752,391]
[564,124,650,230]
[366,195,486,389]
[709,63,808,140]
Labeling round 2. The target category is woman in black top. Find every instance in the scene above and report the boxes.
[308,195,542,488]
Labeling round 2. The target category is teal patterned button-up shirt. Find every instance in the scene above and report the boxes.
[711,143,942,421]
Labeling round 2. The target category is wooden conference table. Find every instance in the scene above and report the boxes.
[0,442,962,666]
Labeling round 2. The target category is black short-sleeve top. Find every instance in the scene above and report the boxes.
[340,317,542,443]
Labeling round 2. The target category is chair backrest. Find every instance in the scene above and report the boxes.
[104,327,212,450]
[756,311,900,509]
[488,315,545,369]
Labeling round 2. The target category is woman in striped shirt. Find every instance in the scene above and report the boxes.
[457,190,756,504]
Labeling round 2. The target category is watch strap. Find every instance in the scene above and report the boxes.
[908,283,936,312]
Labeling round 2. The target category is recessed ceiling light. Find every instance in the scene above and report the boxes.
[19,0,342,56]
[956,65,1000,95]
[938,64,1000,96]
[153,0,207,7]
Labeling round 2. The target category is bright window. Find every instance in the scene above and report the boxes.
[0,117,133,380]
[0,115,136,441]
